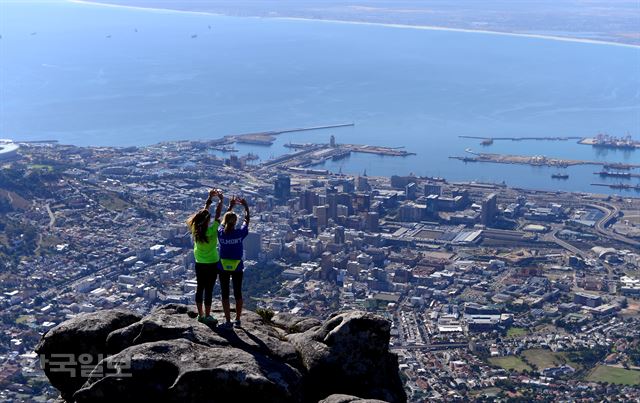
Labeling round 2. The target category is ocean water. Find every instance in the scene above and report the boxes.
[1,0,639,194]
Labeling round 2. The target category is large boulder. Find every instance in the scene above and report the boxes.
[73,339,302,403]
[289,311,406,403]
[34,309,142,401]
[36,305,405,403]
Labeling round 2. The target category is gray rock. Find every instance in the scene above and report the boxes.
[106,308,230,353]
[107,304,301,369]
[36,306,405,403]
[320,394,389,403]
[289,311,406,403]
[272,312,322,334]
[73,339,302,403]
[34,309,142,401]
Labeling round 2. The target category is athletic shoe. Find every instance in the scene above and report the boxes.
[233,319,242,328]
[197,315,205,323]
[219,321,233,329]
[204,315,218,326]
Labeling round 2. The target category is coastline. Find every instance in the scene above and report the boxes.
[69,0,640,49]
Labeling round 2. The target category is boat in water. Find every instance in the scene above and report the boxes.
[594,171,631,178]
[551,173,569,179]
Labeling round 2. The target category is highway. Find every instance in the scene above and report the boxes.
[547,229,588,259]
[587,202,640,248]
[391,342,468,352]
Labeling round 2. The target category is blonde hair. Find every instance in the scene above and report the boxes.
[221,211,237,234]
[186,209,210,243]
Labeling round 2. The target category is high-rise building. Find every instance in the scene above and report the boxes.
[341,179,355,193]
[355,193,371,212]
[301,190,319,212]
[274,174,291,200]
[424,182,442,196]
[365,212,379,232]
[313,205,329,227]
[481,193,497,226]
[405,182,417,200]
[326,193,338,219]
[356,176,371,192]
[243,232,262,260]
[335,226,345,244]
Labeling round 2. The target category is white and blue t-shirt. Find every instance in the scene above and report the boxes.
[218,224,249,261]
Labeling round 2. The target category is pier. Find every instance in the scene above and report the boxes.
[344,144,415,157]
[450,151,640,169]
[257,142,414,173]
[591,183,640,192]
[460,135,581,142]
[228,123,355,146]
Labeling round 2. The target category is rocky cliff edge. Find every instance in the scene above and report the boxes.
[35,304,406,403]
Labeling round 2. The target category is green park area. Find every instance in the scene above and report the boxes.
[521,348,580,371]
[489,356,532,373]
[586,366,640,385]
[506,327,528,337]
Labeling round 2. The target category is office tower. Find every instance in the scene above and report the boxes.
[481,193,497,226]
[274,174,291,200]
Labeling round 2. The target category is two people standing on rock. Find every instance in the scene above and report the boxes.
[186,189,250,328]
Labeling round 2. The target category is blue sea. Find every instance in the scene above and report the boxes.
[1,0,639,194]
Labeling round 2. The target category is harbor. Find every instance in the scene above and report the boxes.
[450,150,640,169]
[460,135,582,146]
[226,123,355,146]
[257,142,415,174]
[579,133,640,149]
[591,183,640,191]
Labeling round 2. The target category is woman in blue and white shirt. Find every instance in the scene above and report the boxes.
[218,196,250,327]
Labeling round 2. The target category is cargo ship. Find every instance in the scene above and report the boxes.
[580,133,639,150]
[594,171,631,178]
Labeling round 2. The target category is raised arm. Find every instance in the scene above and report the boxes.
[239,198,250,226]
[227,196,237,213]
[203,189,216,211]
[213,190,224,222]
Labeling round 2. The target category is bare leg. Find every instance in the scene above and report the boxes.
[222,299,231,322]
[196,302,203,317]
[205,304,211,317]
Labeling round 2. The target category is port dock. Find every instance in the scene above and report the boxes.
[450,151,640,169]
[460,135,581,143]
[228,123,355,146]
[257,142,414,174]
[579,134,639,149]
[591,183,640,191]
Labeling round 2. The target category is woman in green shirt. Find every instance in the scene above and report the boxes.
[186,189,223,324]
